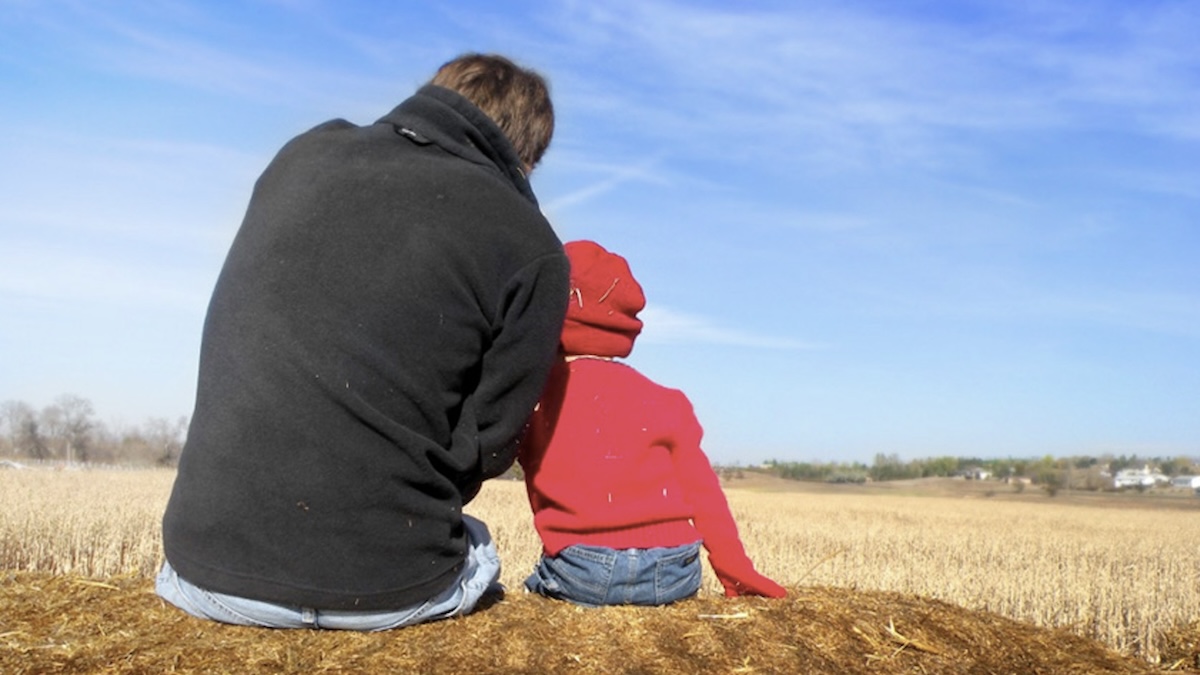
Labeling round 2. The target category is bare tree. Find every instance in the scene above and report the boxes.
[39,403,66,460]
[2,400,47,459]
[55,394,96,464]
[144,415,189,466]
[0,400,19,454]
[36,395,96,464]
[4,395,191,465]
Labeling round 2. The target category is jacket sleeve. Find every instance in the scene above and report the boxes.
[668,393,787,599]
[467,251,569,484]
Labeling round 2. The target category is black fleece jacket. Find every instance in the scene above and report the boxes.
[162,85,568,610]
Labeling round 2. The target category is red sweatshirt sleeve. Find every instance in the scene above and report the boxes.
[667,393,786,599]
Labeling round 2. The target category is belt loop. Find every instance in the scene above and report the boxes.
[301,607,317,627]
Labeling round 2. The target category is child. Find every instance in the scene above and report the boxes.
[518,240,786,606]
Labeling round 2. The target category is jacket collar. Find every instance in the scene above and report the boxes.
[377,85,537,205]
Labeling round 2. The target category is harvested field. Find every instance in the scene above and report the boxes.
[2,466,1199,672]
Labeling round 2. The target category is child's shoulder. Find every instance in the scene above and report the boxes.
[575,358,690,403]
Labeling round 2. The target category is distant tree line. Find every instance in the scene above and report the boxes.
[756,452,1200,490]
[6,394,1195,485]
[1,395,187,467]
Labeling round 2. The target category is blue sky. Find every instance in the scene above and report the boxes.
[1,0,1197,465]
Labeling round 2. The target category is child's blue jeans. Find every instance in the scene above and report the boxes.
[524,541,701,607]
[155,514,502,630]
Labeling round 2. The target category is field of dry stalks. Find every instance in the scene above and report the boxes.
[2,466,1198,665]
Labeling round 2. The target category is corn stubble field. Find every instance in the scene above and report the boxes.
[2,466,1199,673]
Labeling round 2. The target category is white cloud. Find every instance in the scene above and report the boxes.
[542,154,670,216]
[0,128,257,260]
[538,0,1200,174]
[0,241,210,311]
[639,304,821,350]
[4,1,410,115]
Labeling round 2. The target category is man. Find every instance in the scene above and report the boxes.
[158,53,568,630]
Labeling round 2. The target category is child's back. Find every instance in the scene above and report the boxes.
[518,240,785,606]
[522,356,708,557]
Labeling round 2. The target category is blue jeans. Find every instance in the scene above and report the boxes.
[155,514,502,631]
[524,541,701,607]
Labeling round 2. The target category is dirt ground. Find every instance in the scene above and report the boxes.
[4,571,1196,674]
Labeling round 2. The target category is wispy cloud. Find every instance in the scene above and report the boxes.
[1100,166,1200,201]
[0,242,210,311]
[848,261,1200,340]
[639,305,821,350]
[1033,290,1200,339]
[0,0,1194,461]
[542,154,670,215]
[540,0,1200,172]
[5,2,407,115]
[0,128,259,248]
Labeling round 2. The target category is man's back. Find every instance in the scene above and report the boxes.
[163,85,567,611]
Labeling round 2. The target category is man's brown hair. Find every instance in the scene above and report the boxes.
[430,53,554,170]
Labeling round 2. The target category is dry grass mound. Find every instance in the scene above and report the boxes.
[4,571,1187,674]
